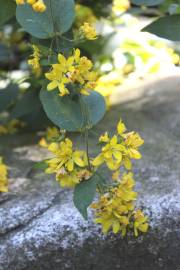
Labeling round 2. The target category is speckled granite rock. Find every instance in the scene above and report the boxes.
[0,75,180,270]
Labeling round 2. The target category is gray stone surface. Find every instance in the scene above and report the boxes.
[0,75,180,270]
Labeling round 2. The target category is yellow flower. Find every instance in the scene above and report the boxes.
[114,173,137,202]
[0,157,8,192]
[92,173,136,235]
[45,49,96,96]
[123,157,132,170]
[124,131,144,148]
[16,0,46,12]
[93,120,144,171]
[32,0,46,12]
[56,168,92,188]
[92,172,148,236]
[56,169,80,188]
[133,209,149,236]
[77,169,92,180]
[124,132,144,159]
[16,0,25,4]
[46,126,60,141]
[45,54,73,95]
[38,126,60,148]
[78,56,93,72]
[59,54,75,72]
[80,22,97,40]
[28,45,41,77]
[99,132,109,143]
[93,135,125,170]
[70,55,94,84]
[112,0,130,14]
[45,138,87,173]
[27,0,36,4]
[44,136,93,189]
[117,119,126,135]
[39,137,48,148]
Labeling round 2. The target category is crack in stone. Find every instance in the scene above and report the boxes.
[0,194,17,206]
[0,191,62,238]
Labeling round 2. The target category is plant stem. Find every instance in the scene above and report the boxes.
[49,0,59,52]
[79,95,92,172]
[85,127,91,172]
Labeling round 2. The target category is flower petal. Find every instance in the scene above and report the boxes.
[92,154,104,167]
[47,81,58,91]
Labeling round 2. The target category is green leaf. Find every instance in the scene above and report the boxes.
[16,0,75,39]
[31,31,74,54]
[10,90,40,118]
[0,84,19,113]
[0,0,16,26]
[40,88,106,132]
[33,160,48,170]
[142,15,180,41]
[131,0,163,6]
[73,174,100,219]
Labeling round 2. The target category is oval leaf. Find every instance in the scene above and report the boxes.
[31,30,74,54]
[142,15,180,41]
[40,88,106,132]
[73,174,100,220]
[16,0,75,39]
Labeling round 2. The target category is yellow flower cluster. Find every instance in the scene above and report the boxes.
[0,157,8,192]
[28,45,41,77]
[92,120,144,170]
[92,172,148,236]
[44,120,148,236]
[0,120,25,136]
[45,49,97,96]
[79,22,97,40]
[45,138,91,188]
[16,0,46,13]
